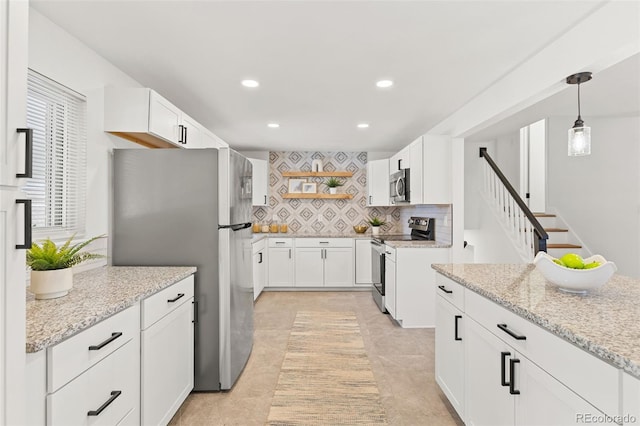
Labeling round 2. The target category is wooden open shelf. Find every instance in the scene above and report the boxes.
[282,193,353,199]
[281,171,353,178]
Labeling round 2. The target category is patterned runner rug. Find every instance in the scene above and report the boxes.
[267,311,388,425]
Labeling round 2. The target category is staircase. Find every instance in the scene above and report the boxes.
[533,213,585,258]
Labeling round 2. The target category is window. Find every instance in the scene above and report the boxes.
[23,70,87,240]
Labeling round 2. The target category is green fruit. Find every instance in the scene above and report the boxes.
[553,258,566,267]
[560,253,585,269]
[584,261,601,269]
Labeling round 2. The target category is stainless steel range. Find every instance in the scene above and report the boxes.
[370,217,435,312]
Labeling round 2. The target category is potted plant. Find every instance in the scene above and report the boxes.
[367,216,386,235]
[324,177,344,194]
[27,234,105,300]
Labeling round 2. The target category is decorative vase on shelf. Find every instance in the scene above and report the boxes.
[329,188,337,195]
[371,226,380,236]
[311,159,324,172]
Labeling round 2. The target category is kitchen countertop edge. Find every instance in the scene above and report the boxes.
[431,263,640,379]
[26,266,197,353]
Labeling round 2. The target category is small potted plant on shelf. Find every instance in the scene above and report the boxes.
[323,177,344,194]
[367,216,386,235]
[27,234,105,300]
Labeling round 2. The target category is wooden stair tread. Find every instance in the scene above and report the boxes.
[533,213,556,217]
[547,243,582,249]
[545,228,568,232]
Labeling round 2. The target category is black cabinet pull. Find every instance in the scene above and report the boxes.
[15,199,32,249]
[193,301,199,324]
[167,293,185,303]
[183,126,188,144]
[438,285,453,294]
[178,125,185,144]
[398,159,401,170]
[258,252,263,264]
[16,128,33,178]
[509,359,521,395]
[369,195,372,204]
[501,351,511,387]
[87,390,121,416]
[497,323,527,340]
[88,332,122,351]
[454,315,462,341]
[264,195,267,204]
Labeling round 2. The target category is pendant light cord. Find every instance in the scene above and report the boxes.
[577,83,582,119]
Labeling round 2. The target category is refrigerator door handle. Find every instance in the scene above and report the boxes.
[230,222,252,231]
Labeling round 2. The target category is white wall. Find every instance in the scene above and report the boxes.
[547,115,640,277]
[29,9,144,261]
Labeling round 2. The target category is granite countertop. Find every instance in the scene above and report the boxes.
[432,263,640,378]
[26,266,197,353]
[385,241,452,249]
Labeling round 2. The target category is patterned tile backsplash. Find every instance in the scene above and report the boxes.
[252,151,452,243]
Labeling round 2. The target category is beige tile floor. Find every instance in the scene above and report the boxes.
[169,291,464,425]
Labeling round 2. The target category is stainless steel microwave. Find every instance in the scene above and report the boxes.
[390,168,410,204]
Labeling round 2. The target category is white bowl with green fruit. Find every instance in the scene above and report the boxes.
[533,252,617,294]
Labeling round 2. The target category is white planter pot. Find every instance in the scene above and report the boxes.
[30,268,73,300]
[371,226,380,236]
[329,188,337,195]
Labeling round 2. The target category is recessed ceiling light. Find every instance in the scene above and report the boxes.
[357,123,369,129]
[267,123,280,128]
[241,79,259,88]
[376,80,394,88]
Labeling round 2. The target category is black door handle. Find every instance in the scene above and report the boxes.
[167,293,185,303]
[454,315,462,341]
[87,390,122,416]
[509,358,521,395]
[264,195,267,204]
[501,351,511,387]
[258,252,263,264]
[438,285,453,294]
[88,332,123,351]
[398,159,401,170]
[183,126,188,144]
[15,199,32,249]
[497,323,527,340]
[16,128,33,178]
[178,125,185,144]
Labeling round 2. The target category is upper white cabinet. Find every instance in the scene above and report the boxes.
[422,135,452,204]
[249,158,269,206]
[104,88,228,149]
[366,159,390,206]
[409,137,424,205]
[389,146,410,173]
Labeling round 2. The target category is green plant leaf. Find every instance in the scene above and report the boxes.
[26,234,106,271]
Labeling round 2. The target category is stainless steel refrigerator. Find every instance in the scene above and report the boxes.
[111,147,254,391]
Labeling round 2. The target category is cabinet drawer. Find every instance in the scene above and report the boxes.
[384,245,396,262]
[268,238,293,248]
[466,289,620,417]
[295,238,353,248]
[47,338,139,426]
[47,304,139,393]
[435,274,464,311]
[142,275,194,330]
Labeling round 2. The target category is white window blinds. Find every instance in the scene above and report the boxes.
[23,70,87,240]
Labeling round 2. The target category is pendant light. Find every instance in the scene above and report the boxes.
[566,72,592,156]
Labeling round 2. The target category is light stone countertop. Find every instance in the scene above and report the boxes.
[385,241,452,249]
[26,266,197,353]
[432,263,640,378]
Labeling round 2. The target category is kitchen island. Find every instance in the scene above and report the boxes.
[432,263,640,425]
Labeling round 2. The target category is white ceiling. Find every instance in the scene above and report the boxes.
[32,0,635,152]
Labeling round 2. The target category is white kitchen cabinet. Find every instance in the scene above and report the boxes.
[0,3,28,423]
[268,238,294,287]
[366,159,390,206]
[45,304,141,426]
[394,247,450,327]
[389,146,411,173]
[465,316,607,426]
[249,158,269,206]
[202,128,228,148]
[422,135,452,204]
[384,246,396,317]
[294,238,354,287]
[354,239,373,285]
[409,137,424,205]
[623,373,640,425]
[141,275,194,426]
[104,87,227,149]
[435,293,464,420]
[252,238,267,300]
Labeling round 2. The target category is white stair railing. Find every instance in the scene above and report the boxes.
[480,148,548,261]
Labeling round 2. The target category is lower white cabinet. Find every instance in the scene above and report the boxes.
[268,238,294,287]
[384,247,396,317]
[252,238,267,299]
[435,293,464,420]
[354,239,373,285]
[294,239,353,287]
[141,276,194,426]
